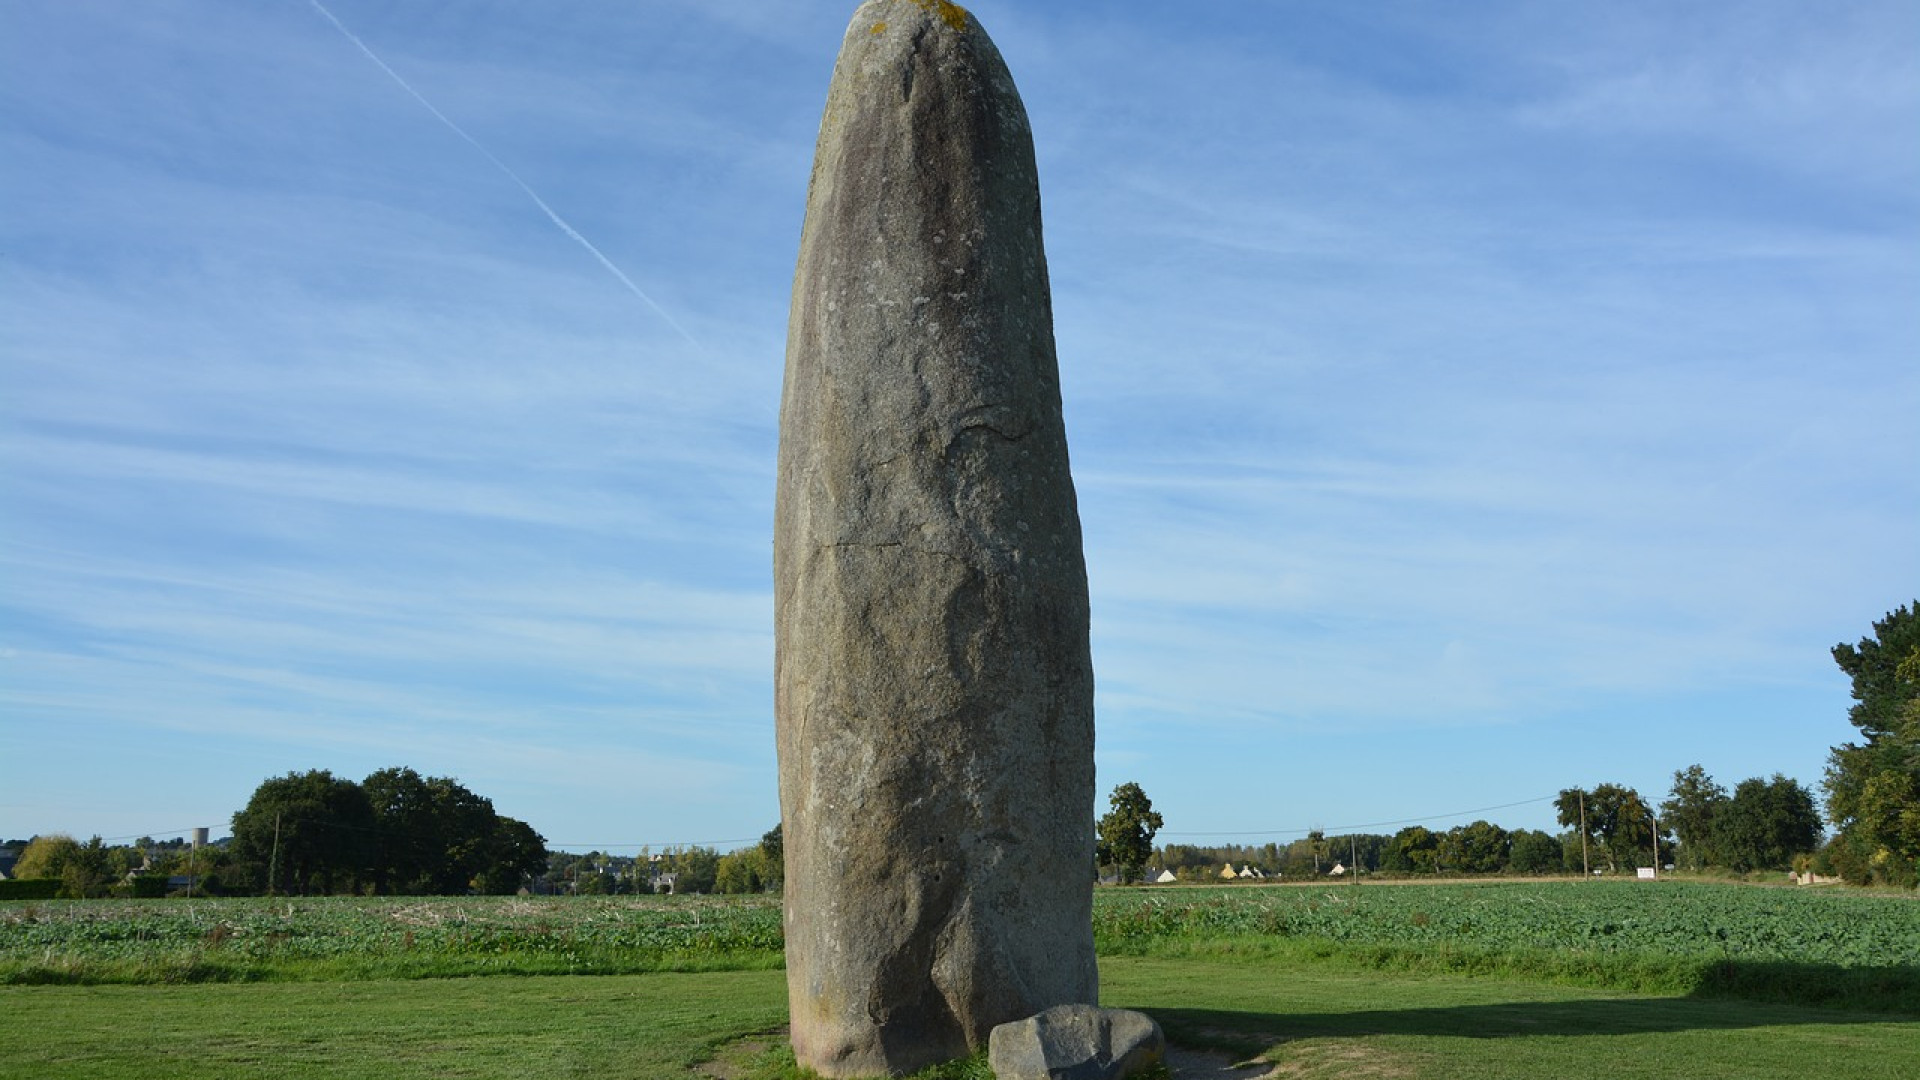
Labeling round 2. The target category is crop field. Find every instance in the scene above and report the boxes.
[3,881,1917,1079]
[3,880,1915,1009]
[1091,880,1920,1012]
[0,893,785,981]
[1092,880,1920,967]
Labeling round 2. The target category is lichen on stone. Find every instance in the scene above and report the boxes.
[907,0,970,32]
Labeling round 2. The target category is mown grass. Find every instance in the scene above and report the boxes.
[2,959,1914,1080]
[1100,956,1920,1080]
[1106,932,1920,1016]
[0,968,788,1079]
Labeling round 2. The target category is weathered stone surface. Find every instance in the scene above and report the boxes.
[988,1005,1166,1080]
[774,1,1097,1076]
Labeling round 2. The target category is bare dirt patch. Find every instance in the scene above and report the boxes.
[1164,1043,1281,1078]
[1265,1041,1418,1079]
[695,1030,1344,1079]
[695,1031,784,1079]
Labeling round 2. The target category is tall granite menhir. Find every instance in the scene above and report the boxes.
[774,1,1097,1075]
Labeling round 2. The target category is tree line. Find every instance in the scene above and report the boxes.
[1109,767,1822,885]
[3,775,786,900]
[548,826,783,896]
[12,603,1912,897]
[1099,602,1918,888]
[1822,601,1919,887]
[0,834,197,900]
[3,767,549,899]
[217,767,548,895]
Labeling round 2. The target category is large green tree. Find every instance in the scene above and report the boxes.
[12,834,114,897]
[712,827,785,896]
[714,847,768,895]
[1662,765,1728,871]
[1822,602,1920,886]
[1316,833,1386,876]
[659,845,720,894]
[230,767,545,895]
[1096,782,1164,884]
[11,834,81,881]
[1443,820,1510,874]
[473,816,549,895]
[1383,825,1438,874]
[363,767,510,895]
[1507,829,1561,875]
[757,823,784,893]
[1714,774,1821,873]
[1557,783,1666,873]
[1306,829,1329,874]
[229,770,375,895]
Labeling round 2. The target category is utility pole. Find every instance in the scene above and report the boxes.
[269,811,282,897]
[1649,813,1660,879]
[1579,790,1590,878]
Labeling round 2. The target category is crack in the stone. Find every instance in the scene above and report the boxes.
[823,540,972,567]
[958,420,1020,441]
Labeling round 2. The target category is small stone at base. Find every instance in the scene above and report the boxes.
[988,1004,1166,1080]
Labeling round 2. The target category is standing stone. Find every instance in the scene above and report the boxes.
[774,1,1097,1076]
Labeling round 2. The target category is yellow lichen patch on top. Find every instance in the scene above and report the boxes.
[907,0,969,32]
[870,21,887,34]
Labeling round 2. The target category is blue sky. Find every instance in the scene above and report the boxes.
[3,1,1915,853]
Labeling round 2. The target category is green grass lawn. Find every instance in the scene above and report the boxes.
[0,969,788,1080]
[1102,957,1920,1080]
[5,885,1913,1078]
[4,958,1915,1080]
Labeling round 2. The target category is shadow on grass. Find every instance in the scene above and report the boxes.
[1686,960,1919,1013]
[1151,991,1913,1059]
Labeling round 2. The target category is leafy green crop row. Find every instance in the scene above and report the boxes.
[1090,881,1920,968]
[0,895,783,983]
[4,881,1913,995]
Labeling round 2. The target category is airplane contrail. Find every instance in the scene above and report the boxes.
[307,0,699,347]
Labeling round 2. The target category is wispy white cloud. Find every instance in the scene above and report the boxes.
[306,0,700,345]
[1,0,1913,845]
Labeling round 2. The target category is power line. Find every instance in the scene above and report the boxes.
[87,828,219,844]
[546,838,762,852]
